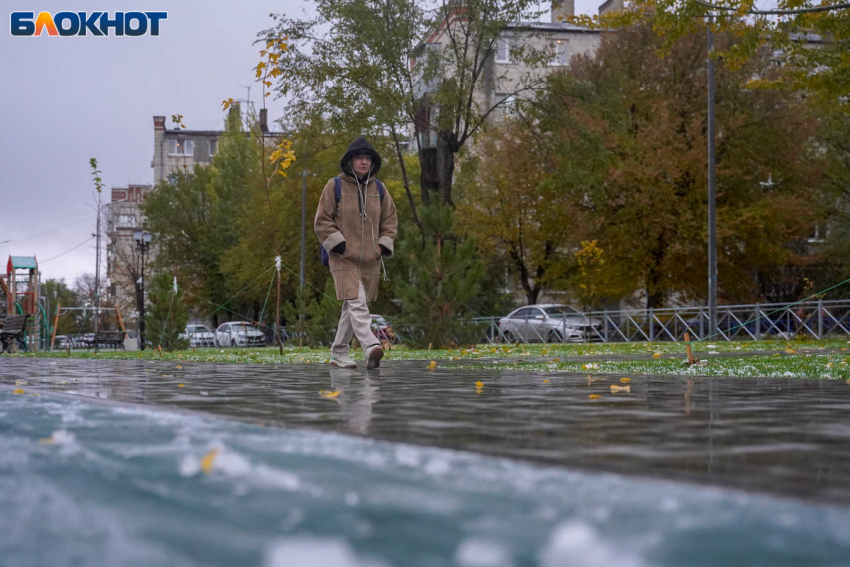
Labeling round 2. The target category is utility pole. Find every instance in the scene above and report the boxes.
[300,169,308,292]
[707,15,718,337]
[93,194,102,354]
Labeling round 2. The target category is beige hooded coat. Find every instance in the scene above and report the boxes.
[314,139,398,301]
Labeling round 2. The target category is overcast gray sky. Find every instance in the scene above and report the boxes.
[0,0,602,286]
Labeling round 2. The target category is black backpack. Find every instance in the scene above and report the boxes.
[321,177,385,267]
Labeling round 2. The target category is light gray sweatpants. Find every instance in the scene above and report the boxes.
[332,280,380,355]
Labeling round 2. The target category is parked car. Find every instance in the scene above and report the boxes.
[214,322,266,347]
[181,324,216,347]
[498,304,602,343]
[371,315,397,343]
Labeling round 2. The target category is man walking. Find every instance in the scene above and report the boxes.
[315,137,397,369]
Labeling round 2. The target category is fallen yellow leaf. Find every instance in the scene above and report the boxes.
[543,379,550,383]
[610,384,631,393]
[589,394,601,400]
[785,348,797,354]
[552,358,560,362]
[176,365,182,369]
[12,388,24,395]
[652,353,661,358]
[200,448,219,474]
[475,381,483,387]
[178,384,185,388]
[620,378,631,383]
[319,390,341,399]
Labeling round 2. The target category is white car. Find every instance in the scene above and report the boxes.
[498,304,602,343]
[214,321,266,347]
[181,324,216,347]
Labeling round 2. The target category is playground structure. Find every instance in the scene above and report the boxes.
[0,256,47,352]
[0,255,128,352]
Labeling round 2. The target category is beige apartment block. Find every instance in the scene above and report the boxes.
[412,1,610,148]
[106,184,153,319]
[152,108,281,183]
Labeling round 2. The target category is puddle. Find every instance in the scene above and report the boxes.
[2,392,849,567]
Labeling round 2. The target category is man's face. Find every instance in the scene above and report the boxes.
[352,154,372,177]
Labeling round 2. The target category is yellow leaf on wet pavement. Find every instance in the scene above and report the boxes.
[178,384,185,388]
[200,448,219,474]
[176,365,182,369]
[785,348,797,354]
[12,389,24,395]
[620,378,631,383]
[475,381,484,387]
[589,394,601,399]
[652,353,661,358]
[543,379,550,383]
[319,390,341,399]
[610,384,631,393]
[428,361,437,369]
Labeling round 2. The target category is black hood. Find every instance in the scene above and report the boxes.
[340,136,382,177]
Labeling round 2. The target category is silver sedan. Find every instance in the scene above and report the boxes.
[498,304,602,343]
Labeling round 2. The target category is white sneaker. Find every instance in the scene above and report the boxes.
[330,352,357,368]
[366,345,384,369]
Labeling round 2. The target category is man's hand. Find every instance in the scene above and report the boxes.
[332,241,346,254]
[379,245,390,257]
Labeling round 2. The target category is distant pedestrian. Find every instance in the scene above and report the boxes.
[314,137,397,369]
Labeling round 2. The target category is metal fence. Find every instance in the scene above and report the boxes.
[473,299,850,344]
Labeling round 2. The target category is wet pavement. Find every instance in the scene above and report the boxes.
[3,357,850,505]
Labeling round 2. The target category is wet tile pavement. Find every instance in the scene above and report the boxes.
[3,357,850,505]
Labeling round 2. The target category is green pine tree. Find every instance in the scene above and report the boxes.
[282,278,342,347]
[395,203,486,348]
[145,273,190,351]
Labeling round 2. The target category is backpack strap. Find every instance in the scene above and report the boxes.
[334,177,383,204]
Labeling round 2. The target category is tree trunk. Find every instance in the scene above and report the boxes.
[645,235,666,309]
[436,131,456,207]
[525,287,541,305]
[418,147,437,207]
[391,128,423,240]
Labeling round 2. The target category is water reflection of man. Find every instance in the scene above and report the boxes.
[330,368,379,436]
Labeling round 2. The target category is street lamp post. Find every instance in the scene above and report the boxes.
[707,16,718,337]
[133,230,152,350]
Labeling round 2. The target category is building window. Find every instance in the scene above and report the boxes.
[495,37,511,64]
[494,93,517,119]
[550,39,569,66]
[168,139,195,156]
[116,214,136,228]
[209,139,217,155]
